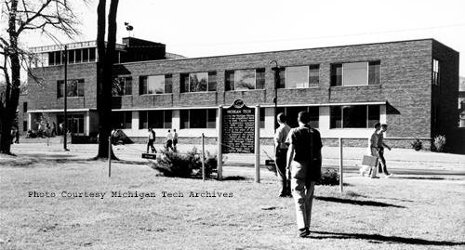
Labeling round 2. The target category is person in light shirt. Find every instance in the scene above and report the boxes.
[273,113,291,197]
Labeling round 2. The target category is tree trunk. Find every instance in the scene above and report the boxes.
[0,0,20,155]
[95,0,119,159]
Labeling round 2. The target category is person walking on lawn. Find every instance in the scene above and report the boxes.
[147,128,156,154]
[274,113,292,197]
[363,123,381,178]
[377,124,392,177]
[165,130,174,151]
[286,111,323,237]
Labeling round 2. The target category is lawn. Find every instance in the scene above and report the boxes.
[0,145,464,250]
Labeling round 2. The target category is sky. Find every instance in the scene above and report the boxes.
[12,0,465,76]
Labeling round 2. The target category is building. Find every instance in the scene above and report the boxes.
[20,38,460,150]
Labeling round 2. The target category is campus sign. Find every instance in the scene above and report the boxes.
[221,99,255,154]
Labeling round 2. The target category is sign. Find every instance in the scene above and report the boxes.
[222,99,255,153]
[142,153,157,160]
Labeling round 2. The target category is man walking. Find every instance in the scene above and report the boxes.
[173,129,178,152]
[365,123,381,178]
[274,113,291,197]
[377,124,392,177]
[147,128,156,154]
[165,129,174,151]
[286,111,323,237]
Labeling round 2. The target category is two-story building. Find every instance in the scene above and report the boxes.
[20,38,460,149]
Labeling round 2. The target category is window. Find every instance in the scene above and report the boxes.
[57,79,85,98]
[331,61,380,86]
[260,107,265,128]
[82,49,89,62]
[180,109,216,128]
[180,72,216,93]
[23,102,27,113]
[75,49,82,63]
[68,50,75,64]
[89,48,96,61]
[23,120,27,132]
[57,114,85,134]
[111,112,132,129]
[309,65,320,86]
[225,68,266,91]
[139,110,172,129]
[330,105,380,128]
[139,74,172,95]
[112,76,132,96]
[368,61,380,85]
[433,59,440,86]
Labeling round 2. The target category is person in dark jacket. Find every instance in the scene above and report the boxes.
[286,111,323,237]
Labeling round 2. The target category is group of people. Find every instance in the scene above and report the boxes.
[273,111,323,238]
[273,112,393,237]
[146,128,178,154]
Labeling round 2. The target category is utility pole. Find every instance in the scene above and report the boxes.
[63,45,69,151]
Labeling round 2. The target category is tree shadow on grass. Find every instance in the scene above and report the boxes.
[315,196,405,208]
[310,231,465,246]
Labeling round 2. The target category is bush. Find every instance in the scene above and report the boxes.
[151,147,218,178]
[316,168,339,186]
[411,139,423,151]
[432,135,446,152]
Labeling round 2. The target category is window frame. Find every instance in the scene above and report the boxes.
[57,79,85,98]
[139,74,173,95]
[180,71,217,93]
[330,105,380,129]
[224,68,266,91]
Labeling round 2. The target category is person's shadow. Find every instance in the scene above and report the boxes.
[309,231,465,246]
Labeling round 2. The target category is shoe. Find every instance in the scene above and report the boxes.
[298,227,310,237]
[385,174,393,178]
[370,176,380,179]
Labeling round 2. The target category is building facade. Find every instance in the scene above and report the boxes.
[20,38,460,149]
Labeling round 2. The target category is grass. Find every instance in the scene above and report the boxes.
[0,152,465,249]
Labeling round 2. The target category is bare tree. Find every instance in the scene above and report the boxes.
[0,0,81,155]
[95,0,119,159]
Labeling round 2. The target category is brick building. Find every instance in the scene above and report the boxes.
[20,38,460,149]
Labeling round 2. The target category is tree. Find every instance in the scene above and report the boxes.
[95,0,119,159]
[0,0,81,155]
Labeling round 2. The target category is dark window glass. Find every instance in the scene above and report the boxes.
[165,74,173,93]
[208,72,217,91]
[331,64,342,86]
[125,78,132,95]
[225,70,234,91]
[82,48,89,62]
[368,61,380,85]
[23,120,27,132]
[55,52,62,65]
[112,77,132,96]
[256,68,265,89]
[309,65,320,86]
[148,110,163,128]
[68,50,75,64]
[342,105,366,128]
[111,112,131,129]
[330,106,342,128]
[368,105,380,128]
[308,106,319,128]
[75,49,82,63]
[57,79,84,98]
[181,110,189,129]
[180,74,189,93]
[89,48,96,61]
[164,110,172,128]
[23,102,27,112]
[57,80,64,98]
[139,76,148,95]
[260,107,265,128]
[139,111,148,129]
[190,109,207,128]
[49,52,55,65]
[207,109,216,128]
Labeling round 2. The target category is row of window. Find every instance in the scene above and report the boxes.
[110,105,379,130]
[49,49,96,66]
[110,61,381,97]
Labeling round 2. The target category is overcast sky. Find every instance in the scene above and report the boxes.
[20,0,465,76]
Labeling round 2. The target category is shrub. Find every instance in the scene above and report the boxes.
[411,139,423,151]
[151,147,218,178]
[432,135,446,152]
[316,168,339,186]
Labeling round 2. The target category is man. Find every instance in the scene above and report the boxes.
[147,128,156,154]
[377,124,392,177]
[274,113,291,197]
[364,123,381,178]
[166,129,174,151]
[173,129,178,152]
[286,111,323,237]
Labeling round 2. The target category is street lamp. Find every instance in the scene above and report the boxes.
[63,45,69,151]
[270,60,282,133]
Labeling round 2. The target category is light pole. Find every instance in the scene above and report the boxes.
[270,60,282,133]
[63,45,69,151]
